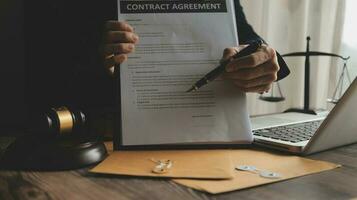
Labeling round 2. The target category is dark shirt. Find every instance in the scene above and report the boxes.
[234,2,290,80]
[25,0,289,112]
[25,1,115,111]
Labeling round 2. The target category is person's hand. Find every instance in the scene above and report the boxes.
[103,20,139,75]
[221,44,280,93]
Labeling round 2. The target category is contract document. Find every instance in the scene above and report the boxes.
[117,0,253,147]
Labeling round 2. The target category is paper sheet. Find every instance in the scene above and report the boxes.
[174,149,341,194]
[118,0,252,146]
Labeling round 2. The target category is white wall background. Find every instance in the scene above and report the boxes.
[340,0,357,83]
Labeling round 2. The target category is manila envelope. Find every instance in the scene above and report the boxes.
[91,150,234,179]
[174,149,340,194]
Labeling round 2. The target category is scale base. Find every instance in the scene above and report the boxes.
[284,108,317,115]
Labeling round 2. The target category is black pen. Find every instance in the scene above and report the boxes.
[186,40,263,92]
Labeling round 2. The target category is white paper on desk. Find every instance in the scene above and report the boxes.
[118,0,253,146]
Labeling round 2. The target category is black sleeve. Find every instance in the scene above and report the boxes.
[234,0,290,80]
[25,1,117,111]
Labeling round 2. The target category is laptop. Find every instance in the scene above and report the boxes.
[251,77,357,155]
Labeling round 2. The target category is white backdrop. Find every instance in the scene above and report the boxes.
[240,0,346,116]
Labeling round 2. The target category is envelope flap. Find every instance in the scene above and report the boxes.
[91,150,234,179]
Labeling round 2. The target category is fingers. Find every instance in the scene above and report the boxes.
[106,20,134,32]
[103,20,139,75]
[222,47,238,60]
[223,61,279,81]
[104,54,128,69]
[232,73,277,89]
[106,31,139,43]
[221,44,280,93]
[105,43,135,55]
[226,45,276,72]
[104,54,128,77]
[234,83,272,93]
[221,45,249,63]
[105,21,138,43]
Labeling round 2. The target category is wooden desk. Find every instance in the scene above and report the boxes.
[1,143,357,200]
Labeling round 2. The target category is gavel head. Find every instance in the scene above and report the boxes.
[29,106,86,137]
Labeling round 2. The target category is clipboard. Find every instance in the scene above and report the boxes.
[113,0,253,150]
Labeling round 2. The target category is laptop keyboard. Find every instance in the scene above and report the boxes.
[253,120,323,143]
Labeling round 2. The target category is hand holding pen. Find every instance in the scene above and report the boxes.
[187,40,280,93]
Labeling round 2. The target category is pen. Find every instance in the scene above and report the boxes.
[186,40,263,92]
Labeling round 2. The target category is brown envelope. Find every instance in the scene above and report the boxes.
[91,150,234,179]
[174,149,340,194]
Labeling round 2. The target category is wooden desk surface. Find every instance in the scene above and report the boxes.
[1,143,357,200]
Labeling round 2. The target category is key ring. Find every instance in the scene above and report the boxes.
[150,158,173,174]
[235,165,281,179]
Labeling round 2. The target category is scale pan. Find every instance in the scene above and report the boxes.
[259,96,285,102]
[327,98,339,104]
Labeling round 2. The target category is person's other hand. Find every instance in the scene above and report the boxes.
[221,44,280,93]
[103,20,139,75]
